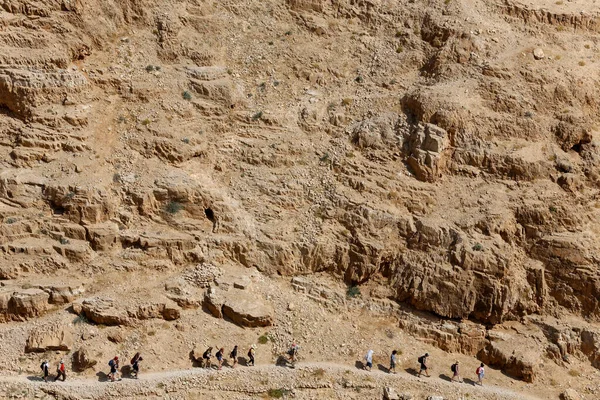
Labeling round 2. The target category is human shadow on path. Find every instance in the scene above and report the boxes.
[276,355,293,368]
[26,376,44,382]
[377,364,389,373]
[439,374,452,382]
[96,371,109,382]
[355,361,365,370]
[404,367,419,376]
[464,378,477,386]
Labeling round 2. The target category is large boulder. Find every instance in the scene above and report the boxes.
[132,302,181,321]
[25,325,74,353]
[39,284,84,305]
[477,328,541,382]
[72,347,97,371]
[77,298,130,326]
[0,288,51,322]
[203,286,273,328]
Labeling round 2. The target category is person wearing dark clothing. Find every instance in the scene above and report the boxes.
[109,356,120,381]
[131,353,143,378]
[230,345,238,368]
[203,347,213,369]
[247,345,256,366]
[418,353,430,377]
[389,350,397,374]
[54,360,66,382]
[216,348,224,370]
[40,361,49,382]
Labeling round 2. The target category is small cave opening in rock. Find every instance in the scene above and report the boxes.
[204,208,215,222]
[571,142,584,153]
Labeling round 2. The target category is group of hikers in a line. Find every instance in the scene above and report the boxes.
[40,353,143,382]
[200,344,256,369]
[200,343,299,369]
[40,345,486,386]
[364,351,486,386]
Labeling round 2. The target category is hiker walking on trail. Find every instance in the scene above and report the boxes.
[40,360,49,382]
[364,350,374,371]
[476,363,485,385]
[389,350,397,374]
[131,352,143,379]
[216,348,225,370]
[108,356,120,381]
[230,345,238,368]
[451,360,461,382]
[202,347,213,369]
[247,344,256,366]
[54,360,66,382]
[417,353,430,377]
[287,343,299,365]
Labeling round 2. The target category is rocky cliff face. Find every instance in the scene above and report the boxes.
[1,0,600,333]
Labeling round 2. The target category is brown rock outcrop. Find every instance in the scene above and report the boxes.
[132,302,181,321]
[477,330,541,382]
[77,298,130,326]
[72,347,97,371]
[203,286,273,328]
[25,325,74,352]
[0,288,50,322]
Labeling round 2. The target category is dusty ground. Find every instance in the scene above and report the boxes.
[1,0,600,398]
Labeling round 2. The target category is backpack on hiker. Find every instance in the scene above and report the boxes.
[451,363,456,373]
[247,349,252,357]
[418,356,424,364]
[40,362,45,371]
[476,366,482,375]
[109,359,115,368]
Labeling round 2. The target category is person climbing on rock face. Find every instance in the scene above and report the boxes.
[216,348,224,370]
[230,345,238,368]
[364,350,374,371]
[54,360,66,382]
[202,347,213,369]
[40,360,49,382]
[476,363,485,385]
[451,360,461,382]
[417,353,430,377]
[108,356,120,381]
[247,345,256,366]
[389,350,398,374]
[130,352,143,379]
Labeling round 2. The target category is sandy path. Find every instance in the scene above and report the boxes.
[0,361,544,399]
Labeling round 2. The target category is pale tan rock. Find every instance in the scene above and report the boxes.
[204,286,273,328]
[25,325,74,352]
[79,298,130,326]
[561,388,581,400]
[9,288,50,320]
[72,347,97,371]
